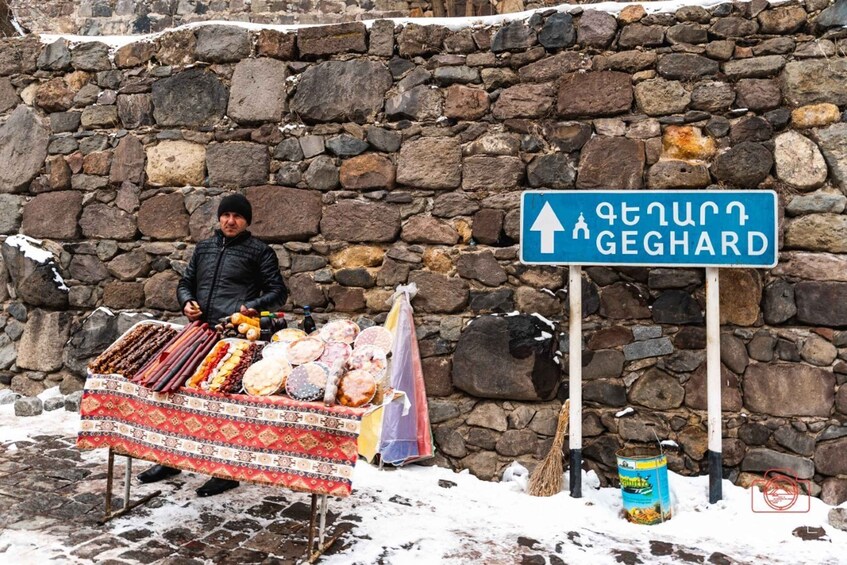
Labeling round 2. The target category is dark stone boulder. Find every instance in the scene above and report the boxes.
[744,363,834,417]
[599,282,651,318]
[762,279,796,324]
[152,68,229,128]
[674,326,706,349]
[456,251,507,287]
[583,379,627,407]
[773,427,815,457]
[742,448,814,479]
[577,137,644,189]
[409,271,468,314]
[17,310,72,373]
[321,200,400,243]
[794,281,847,327]
[738,423,771,446]
[577,10,617,48]
[657,53,719,80]
[194,25,250,63]
[246,186,322,242]
[297,22,367,58]
[290,61,393,124]
[64,308,119,376]
[543,121,592,153]
[629,368,685,409]
[816,437,847,476]
[527,153,576,189]
[818,0,847,29]
[469,288,515,313]
[0,107,50,193]
[71,42,111,71]
[557,71,633,119]
[452,314,560,401]
[720,333,749,374]
[38,39,71,71]
[651,290,704,325]
[491,22,537,53]
[582,349,624,379]
[1,237,68,308]
[711,142,773,188]
[539,13,576,50]
[584,435,622,468]
[684,363,743,411]
[207,142,270,188]
[396,23,449,57]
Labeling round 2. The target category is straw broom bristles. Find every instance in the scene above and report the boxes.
[527,399,570,497]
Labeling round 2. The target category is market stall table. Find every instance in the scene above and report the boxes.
[77,373,378,562]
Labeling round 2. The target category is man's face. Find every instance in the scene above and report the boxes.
[220,212,248,238]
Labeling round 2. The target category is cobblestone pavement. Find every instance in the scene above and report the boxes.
[0,433,361,564]
[0,433,761,564]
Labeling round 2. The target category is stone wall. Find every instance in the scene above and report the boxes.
[0,1,846,503]
[7,0,544,35]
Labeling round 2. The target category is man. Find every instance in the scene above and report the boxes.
[137,193,288,497]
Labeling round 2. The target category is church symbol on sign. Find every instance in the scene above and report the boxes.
[573,213,590,240]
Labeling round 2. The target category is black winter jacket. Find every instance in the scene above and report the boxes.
[177,230,288,324]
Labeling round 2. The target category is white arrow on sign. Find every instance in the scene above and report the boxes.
[530,202,565,254]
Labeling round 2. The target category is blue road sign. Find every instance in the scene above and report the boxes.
[520,190,778,268]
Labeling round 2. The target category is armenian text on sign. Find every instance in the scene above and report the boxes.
[520,190,778,268]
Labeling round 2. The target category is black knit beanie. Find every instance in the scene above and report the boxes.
[218,194,252,225]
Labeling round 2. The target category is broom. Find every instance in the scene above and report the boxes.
[528,399,570,497]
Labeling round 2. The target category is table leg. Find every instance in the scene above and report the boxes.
[124,457,132,509]
[318,495,328,546]
[305,494,343,564]
[100,453,161,524]
[308,493,318,554]
[104,448,114,516]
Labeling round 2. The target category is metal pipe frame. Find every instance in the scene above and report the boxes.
[100,448,161,524]
[306,493,342,563]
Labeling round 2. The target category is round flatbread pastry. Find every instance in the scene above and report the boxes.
[285,362,329,401]
[242,358,291,396]
[271,328,307,343]
[319,319,360,345]
[285,336,325,365]
[354,326,393,352]
[347,345,388,377]
[337,369,377,408]
[318,341,352,369]
[261,342,290,363]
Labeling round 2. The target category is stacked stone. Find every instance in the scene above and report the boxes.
[0,1,845,500]
[7,0,528,36]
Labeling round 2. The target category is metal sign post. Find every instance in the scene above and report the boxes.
[568,265,582,498]
[705,267,722,503]
[520,190,778,503]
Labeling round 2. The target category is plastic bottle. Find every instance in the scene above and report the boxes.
[259,315,272,342]
[303,306,317,334]
[275,312,287,330]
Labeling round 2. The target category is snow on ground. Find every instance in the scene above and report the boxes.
[1,398,845,564]
[0,387,79,445]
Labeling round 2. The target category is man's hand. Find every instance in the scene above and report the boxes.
[240,305,259,318]
[184,300,203,321]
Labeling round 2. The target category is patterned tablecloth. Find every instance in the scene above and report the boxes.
[77,374,369,497]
